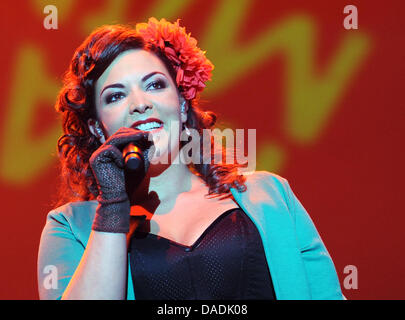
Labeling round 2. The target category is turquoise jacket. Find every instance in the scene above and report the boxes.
[37,171,344,300]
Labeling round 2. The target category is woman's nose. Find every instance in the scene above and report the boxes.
[129,93,152,114]
[130,102,152,114]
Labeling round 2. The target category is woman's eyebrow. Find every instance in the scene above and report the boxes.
[142,71,165,82]
[100,71,166,97]
[100,83,125,97]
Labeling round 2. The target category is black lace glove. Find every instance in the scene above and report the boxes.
[89,127,150,233]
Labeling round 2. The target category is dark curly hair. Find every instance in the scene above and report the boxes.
[54,23,246,208]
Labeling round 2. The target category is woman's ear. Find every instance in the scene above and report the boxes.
[88,118,106,143]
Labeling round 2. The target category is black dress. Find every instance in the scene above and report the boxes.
[128,208,276,300]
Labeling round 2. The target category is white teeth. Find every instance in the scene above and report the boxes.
[135,121,162,131]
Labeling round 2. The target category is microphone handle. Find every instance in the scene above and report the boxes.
[122,143,144,171]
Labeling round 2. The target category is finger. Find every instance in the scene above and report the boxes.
[93,145,125,169]
[106,145,125,168]
[106,128,150,149]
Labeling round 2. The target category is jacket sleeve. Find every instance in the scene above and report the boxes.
[281,178,344,299]
[37,209,85,300]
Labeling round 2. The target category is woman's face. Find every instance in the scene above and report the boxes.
[91,49,187,164]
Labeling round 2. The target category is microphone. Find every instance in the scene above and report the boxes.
[123,142,151,195]
[122,143,145,172]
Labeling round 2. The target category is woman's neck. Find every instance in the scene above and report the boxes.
[128,161,205,213]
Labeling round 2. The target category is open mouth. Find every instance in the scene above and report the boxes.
[131,119,163,132]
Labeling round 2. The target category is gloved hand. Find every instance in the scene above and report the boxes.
[89,127,150,233]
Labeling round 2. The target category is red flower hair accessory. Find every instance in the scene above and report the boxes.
[136,17,214,101]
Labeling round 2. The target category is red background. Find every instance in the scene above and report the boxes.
[0,0,403,299]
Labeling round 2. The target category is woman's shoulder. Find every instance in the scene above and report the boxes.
[46,200,97,231]
[242,170,286,182]
[48,200,98,219]
[240,170,290,192]
[232,170,294,210]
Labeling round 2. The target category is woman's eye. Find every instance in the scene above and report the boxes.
[105,92,125,104]
[148,80,166,90]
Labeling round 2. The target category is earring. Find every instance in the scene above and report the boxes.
[95,123,104,139]
[181,101,186,113]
